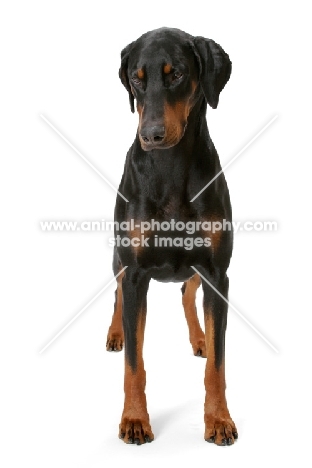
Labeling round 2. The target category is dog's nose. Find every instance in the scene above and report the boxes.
[140,125,165,145]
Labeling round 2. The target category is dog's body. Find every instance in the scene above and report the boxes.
[106,27,237,446]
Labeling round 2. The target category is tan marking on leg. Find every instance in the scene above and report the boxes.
[106,268,124,351]
[119,307,154,444]
[203,310,237,445]
[182,274,206,357]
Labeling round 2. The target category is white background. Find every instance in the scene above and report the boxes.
[1,1,311,466]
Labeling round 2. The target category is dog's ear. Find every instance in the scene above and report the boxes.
[192,37,231,109]
[119,42,135,113]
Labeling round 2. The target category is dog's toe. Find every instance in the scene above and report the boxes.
[106,332,124,352]
[205,416,237,446]
[193,339,207,358]
[119,418,154,445]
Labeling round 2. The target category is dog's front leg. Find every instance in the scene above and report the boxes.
[119,267,154,445]
[200,269,238,446]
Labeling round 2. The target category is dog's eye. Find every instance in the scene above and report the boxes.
[131,77,142,86]
[172,72,183,82]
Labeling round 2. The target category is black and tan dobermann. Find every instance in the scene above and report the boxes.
[106,27,237,446]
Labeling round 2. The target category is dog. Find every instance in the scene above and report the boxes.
[106,27,237,446]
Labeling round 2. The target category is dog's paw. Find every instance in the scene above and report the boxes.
[192,338,207,358]
[119,418,154,445]
[106,332,124,352]
[204,414,238,446]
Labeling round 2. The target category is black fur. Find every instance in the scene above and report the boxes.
[115,27,232,371]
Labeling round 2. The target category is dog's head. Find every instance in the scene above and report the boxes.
[119,28,231,151]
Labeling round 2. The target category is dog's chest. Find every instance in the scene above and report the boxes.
[157,194,187,219]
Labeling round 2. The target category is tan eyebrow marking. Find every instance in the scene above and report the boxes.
[163,63,172,74]
[137,68,144,79]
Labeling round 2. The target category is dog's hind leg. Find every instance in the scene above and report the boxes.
[181,273,206,357]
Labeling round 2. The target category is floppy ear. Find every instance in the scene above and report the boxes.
[192,37,231,109]
[119,42,135,113]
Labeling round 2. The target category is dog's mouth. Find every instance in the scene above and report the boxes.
[139,139,178,151]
